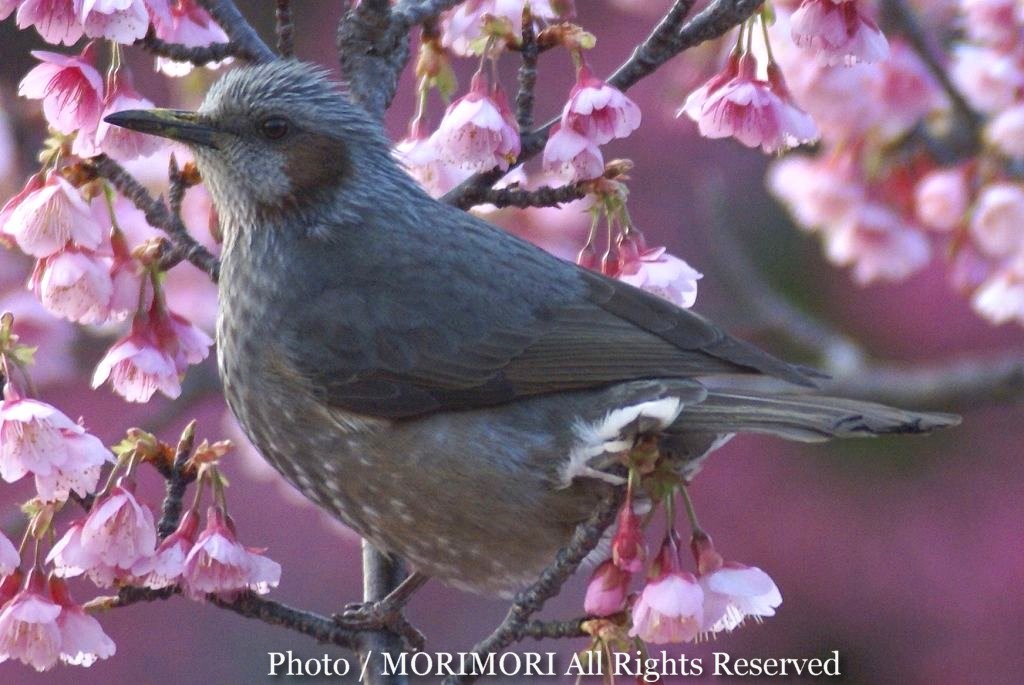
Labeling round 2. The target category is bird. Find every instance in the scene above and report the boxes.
[106,60,958,607]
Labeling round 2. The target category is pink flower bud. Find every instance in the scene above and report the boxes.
[915,167,969,232]
[969,183,1024,258]
[583,559,630,616]
[611,503,646,573]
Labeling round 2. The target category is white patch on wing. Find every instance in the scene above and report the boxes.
[559,397,684,488]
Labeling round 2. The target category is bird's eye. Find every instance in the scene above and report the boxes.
[260,117,289,140]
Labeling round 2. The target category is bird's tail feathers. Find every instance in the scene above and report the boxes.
[674,390,960,442]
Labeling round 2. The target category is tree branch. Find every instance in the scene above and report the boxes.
[337,0,410,120]
[275,0,294,57]
[137,29,241,66]
[391,0,465,33]
[89,155,221,281]
[195,0,275,63]
[478,183,589,209]
[156,421,197,539]
[515,8,539,132]
[442,489,624,685]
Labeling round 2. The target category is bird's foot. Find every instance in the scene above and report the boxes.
[333,601,425,652]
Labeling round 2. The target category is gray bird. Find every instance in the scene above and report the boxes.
[107,61,958,603]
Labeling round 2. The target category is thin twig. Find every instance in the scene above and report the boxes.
[91,586,364,651]
[275,0,294,57]
[156,421,197,539]
[515,7,539,132]
[517,617,589,641]
[138,29,240,65]
[90,155,221,281]
[442,490,624,685]
[196,0,276,62]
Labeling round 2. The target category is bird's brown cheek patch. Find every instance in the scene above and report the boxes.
[281,133,352,198]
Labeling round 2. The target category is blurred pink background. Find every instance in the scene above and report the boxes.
[1,2,1022,683]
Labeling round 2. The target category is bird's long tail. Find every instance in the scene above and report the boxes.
[675,390,961,442]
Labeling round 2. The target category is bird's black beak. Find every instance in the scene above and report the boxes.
[104,109,220,149]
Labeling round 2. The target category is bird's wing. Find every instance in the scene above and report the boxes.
[282,243,814,419]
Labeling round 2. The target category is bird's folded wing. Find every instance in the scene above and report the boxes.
[285,267,814,419]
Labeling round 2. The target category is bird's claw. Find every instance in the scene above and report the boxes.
[333,601,426,652]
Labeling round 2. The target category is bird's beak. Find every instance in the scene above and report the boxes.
[103,109,220,149]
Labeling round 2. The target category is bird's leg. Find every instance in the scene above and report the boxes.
[333,571,430,649]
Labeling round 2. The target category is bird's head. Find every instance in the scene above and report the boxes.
[105,60,393,222]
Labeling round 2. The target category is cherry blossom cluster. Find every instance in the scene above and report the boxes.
[395,0,702,309]
[583,477,781,648]
[0,318,279,671]
[737,0,1024,326]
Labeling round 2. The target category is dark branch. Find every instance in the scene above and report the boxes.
[90,155,221,281]
[442,490,624,685]
[156,421,197,539]
[391,0,465,33]
[475,183,589,209]
[195,0,275,63]
[337,0,410,120]
[515,8,539,132]
[275,0,294,57]
[517,617,589,641]
[137,29,241,65]
[443,0,759,208]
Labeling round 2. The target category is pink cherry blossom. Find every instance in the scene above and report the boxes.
[616,246,702,309]
[151,0,230,76]
[79,482,157,575]
[132,509,199,590]
[0,387,81,483]
[78,0,149,43]
[92,320,182,402]
[961,0,1019,48]
[0,531,19,577]
[0,570,62,672]
[790,0,890,66]
[18,46,103,135]
[157,310,214,373]
[33,431,109,503]
[440,0,568,56]
[2,172,103,258]
[874,41,945,140]
[107,253,143,321]
[629,570,704,644]
[90,72,164,160]
[49,576,115,666]
[915,167,969,232]
[431,72,520,172]
[683,55,819,154]
[950,45,1024,114]
[700,563,783,633]
[611,501,646,573]
[182,507,281,600]
[824,204,931,284]
[47,520,114,586]
[969,183,1024,258]
[768,153,865,231]
[679,51,741,121]
[583,559,630,617]
[16,0,84,45]
[560,65,641,145]
[0,174,45,239]
[542,124,605,182]
[779,56,882,142]
[987,104,1024,159]
[395,120,473,197]
[972,256,1024,325]
[31,248,114,325]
